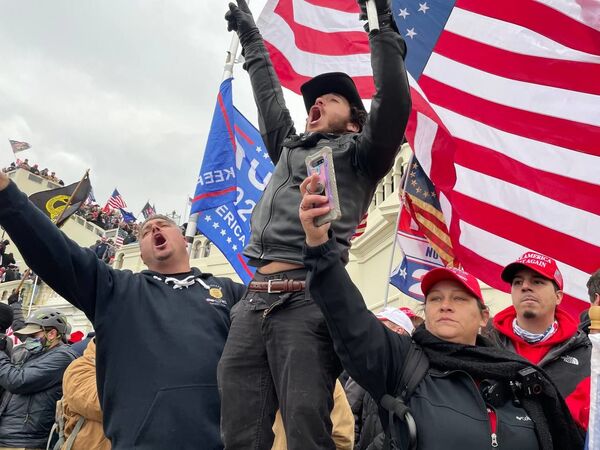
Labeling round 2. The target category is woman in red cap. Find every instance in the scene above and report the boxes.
[299,175,584,450]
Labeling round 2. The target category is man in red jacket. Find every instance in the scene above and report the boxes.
[488,251,591,430]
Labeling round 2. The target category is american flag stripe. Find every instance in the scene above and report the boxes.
[454,151,599,219]
[257,0,600,316]
[435,33,600,95]
[406,1,600,314]
[463,0,600,53]
[257,0,375,96]
[444,10,600,66]
[115,228,128,247]
[107,197,126,209]
[351,213,368,240]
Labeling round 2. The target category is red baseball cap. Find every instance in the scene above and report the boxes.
[501,251,563,290]
[421,267,484,303]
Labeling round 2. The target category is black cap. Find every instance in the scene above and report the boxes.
[300,72,366,113]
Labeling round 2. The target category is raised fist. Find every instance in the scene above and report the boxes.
[225,0,259,44]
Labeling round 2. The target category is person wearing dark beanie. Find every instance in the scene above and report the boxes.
[0,303,13,359]
[0,303,13,334]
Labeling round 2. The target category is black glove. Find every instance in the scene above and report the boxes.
[225,0,260,46]
[7,292,19,305]
[357,0,391,20]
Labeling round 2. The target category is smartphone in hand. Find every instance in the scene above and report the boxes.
[305,146,342,227]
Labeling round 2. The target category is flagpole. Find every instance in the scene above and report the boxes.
[383,153,414,307]
[54,169,90,227]
[186,33,241,254]
[11,268,38,317]
[14,269,31,294]
[26,275,39,317]
[8,140,18,163]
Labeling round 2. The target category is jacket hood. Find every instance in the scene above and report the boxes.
[494,305,578,346]
[139,267,213,279]
[83,337,96,360]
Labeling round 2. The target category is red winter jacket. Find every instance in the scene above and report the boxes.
[489,306,591,430]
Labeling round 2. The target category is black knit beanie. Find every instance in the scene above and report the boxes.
[0,303,14,332]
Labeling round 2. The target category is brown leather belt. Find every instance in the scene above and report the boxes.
[248,279,306,293]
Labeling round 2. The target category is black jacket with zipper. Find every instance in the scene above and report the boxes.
[242,22,411,266]
[0,343,77,448]
[345,377,385,450]
[304,235,541,449]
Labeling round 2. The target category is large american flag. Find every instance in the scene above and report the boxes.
[256,0,600,315]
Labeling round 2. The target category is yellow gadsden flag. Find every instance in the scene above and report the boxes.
[28,174,92,227]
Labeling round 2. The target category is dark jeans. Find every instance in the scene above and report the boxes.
[218,270,341,450]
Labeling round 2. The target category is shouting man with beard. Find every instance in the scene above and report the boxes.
[219,0,411,448]
[488,252,591,431]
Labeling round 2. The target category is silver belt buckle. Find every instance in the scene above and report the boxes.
[267,279,283,294]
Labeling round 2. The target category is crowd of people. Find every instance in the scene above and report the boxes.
[76,204,122,230]
[74,204,140,236]
[2,159,65,185]
[0,0,595,449]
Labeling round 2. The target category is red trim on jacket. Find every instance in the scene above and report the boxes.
[493,306,577,364]
[493,306,590,430]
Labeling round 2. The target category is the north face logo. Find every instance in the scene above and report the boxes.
[560,355,579,365]
[516,416,532,421]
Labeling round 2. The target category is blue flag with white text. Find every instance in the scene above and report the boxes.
[191,78,274,283]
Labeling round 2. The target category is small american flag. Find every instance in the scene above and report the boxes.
[351,213,368,240]
[103,188,127,212]
[115,227,128,247]
[403,156,456,267]
[9,139,30,153]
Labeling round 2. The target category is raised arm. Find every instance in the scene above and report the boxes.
[0,348,74,394]
[355,1,411,180]
[299,175,410,400]
[226,0,296,163]
[0,174,114,322]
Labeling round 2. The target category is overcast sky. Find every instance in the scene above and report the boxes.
[0,1,308,222]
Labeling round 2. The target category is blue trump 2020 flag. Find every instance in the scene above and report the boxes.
[390,204,444,301]
[191,78,273,283]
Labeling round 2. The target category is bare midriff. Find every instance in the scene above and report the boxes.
[257,261,304,274]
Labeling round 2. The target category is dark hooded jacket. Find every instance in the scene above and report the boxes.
[0,343,77,448]
[241,21,411,266]
[345,377,384,450]
[0,181,246,450]
[488,306,591,429]
[303,235,584,450]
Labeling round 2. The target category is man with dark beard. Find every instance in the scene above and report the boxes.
[488,251,591,431]
[219,0,411,448]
